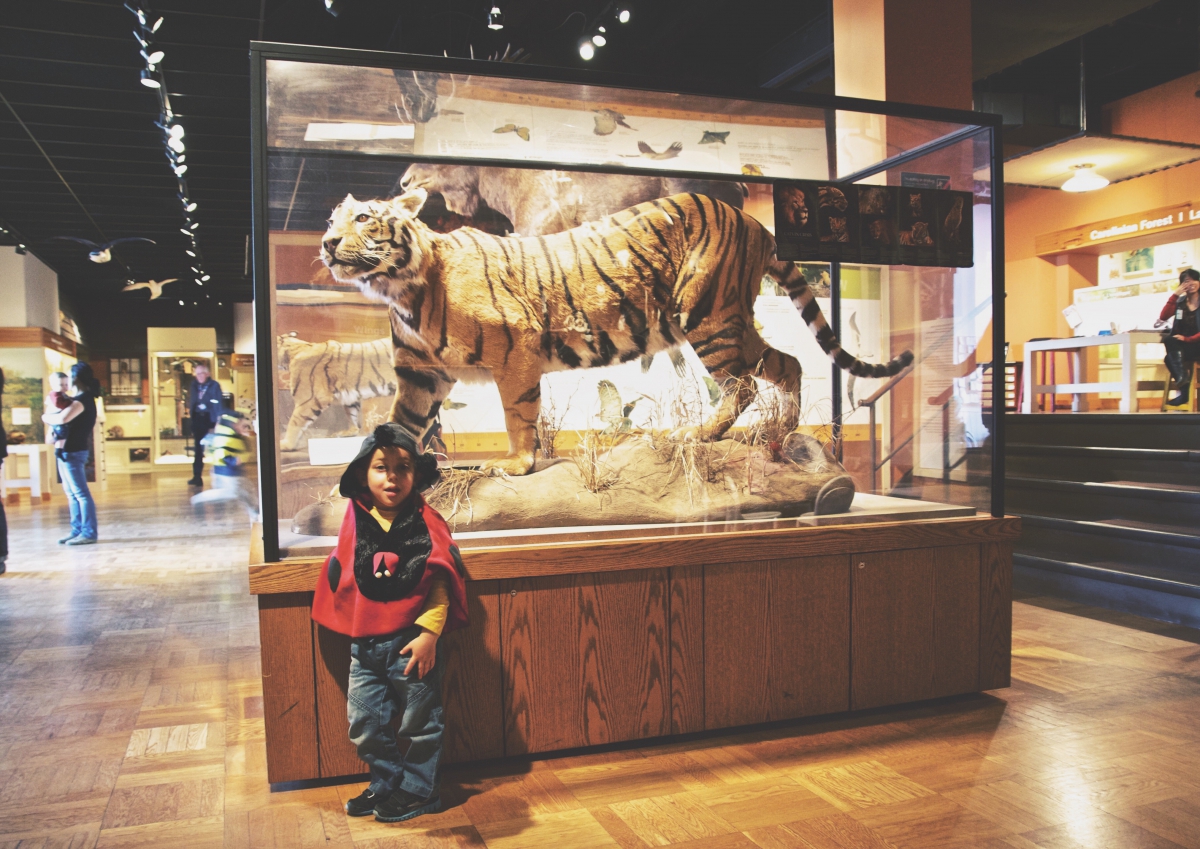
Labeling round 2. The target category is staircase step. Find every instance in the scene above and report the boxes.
[1007,476,1200,525]
[1017,513,1200,550]
[1008,412,1200,449]
[1014,553,1200,628]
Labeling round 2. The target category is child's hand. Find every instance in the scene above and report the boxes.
[400,629,439,679]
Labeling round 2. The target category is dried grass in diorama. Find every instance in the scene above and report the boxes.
[425,467,491,527]
[535,387,573,460]
[572,430,622,494]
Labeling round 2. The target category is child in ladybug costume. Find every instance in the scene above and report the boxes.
[312,423,468,823]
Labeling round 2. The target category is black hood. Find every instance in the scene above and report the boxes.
[338,423,441,498]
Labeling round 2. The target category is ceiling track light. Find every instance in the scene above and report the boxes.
[616,5,630,23]
[592,33,606,46]
[1061,163,1109,193]
[578,38,595,60]
[141,49,165,65]
[488,5,503,29]
[324,0,342,16]
[139,68,160,88]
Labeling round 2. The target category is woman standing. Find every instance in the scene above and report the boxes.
[42,362,100,545]
[0,368,8,573]
[1161,268,1200,407]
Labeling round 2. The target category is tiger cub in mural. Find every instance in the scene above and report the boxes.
[276,334,396,451]
[320,189,912,476]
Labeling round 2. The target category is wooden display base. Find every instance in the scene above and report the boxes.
[248,513,1019,785]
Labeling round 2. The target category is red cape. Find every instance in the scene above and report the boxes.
[312,497,469,638]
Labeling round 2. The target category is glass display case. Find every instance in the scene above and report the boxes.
[151,351,213,465]
[250,43,1004,561]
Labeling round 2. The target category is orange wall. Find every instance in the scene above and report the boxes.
[1005,69,1200,359]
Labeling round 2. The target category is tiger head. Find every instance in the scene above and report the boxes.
[321,189,430,302]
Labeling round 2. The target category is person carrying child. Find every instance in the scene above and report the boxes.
[190,410,257,518]
[45,371,72,450]
[311,423,468,824]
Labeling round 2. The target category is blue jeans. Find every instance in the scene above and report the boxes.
[57,450,97,540]
[348,625,445,798]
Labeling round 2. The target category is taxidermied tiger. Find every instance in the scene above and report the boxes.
[321,189,913,475]
[276,334,396,451]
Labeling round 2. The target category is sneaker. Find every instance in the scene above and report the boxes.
[344,788,383,817]
[66,536,97,546]
[58,534,78,545]
[373,788,440,823]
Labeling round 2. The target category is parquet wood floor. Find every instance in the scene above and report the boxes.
[2,475,1199,848]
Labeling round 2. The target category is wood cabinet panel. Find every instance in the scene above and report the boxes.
[931,545,981,698]
[501,570,669,755]
[258,592,319,784]
[669,565,705,735]
[313,624,359,778]
[705,556,850,729]
[851,550,934,710]
[979,541,1013,690]
[442,580,505,763]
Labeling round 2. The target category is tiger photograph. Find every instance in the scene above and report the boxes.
[319,186,912,476]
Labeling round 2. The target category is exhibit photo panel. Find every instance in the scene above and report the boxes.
[253,50,1001,559]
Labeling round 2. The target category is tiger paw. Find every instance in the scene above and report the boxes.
[481,454,535,476]
[668,426,703,442]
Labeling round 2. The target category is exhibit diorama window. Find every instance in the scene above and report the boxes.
[253,50,1001,557]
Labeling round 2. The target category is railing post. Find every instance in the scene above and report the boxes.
[869,402,877,494]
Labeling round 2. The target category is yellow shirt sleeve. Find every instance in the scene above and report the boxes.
[414,575,450,636]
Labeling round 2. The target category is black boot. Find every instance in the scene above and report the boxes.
[1168,380,1191,407]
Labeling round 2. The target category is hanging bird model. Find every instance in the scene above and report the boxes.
[50,236,156,264]
[122,278,178,300]
[597,380,644,434]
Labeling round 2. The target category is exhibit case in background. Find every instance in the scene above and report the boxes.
[248,43,1016,784]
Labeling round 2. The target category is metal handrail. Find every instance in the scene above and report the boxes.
[860,364,915,493]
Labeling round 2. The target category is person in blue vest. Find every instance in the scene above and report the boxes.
[187,362,224,486]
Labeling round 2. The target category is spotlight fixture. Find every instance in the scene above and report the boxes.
[141,48,165,66]
[189,221,199,230]
[579,38,595,60]
[139,69,160,88]
[180,228,192,236]
[173,164,187,175]
[617,6,630,23]
[150,16,162,32]
[15,244,27,255]
[184,200,197,212]
[185,249,196,256]
[1061,163,1109,193]
[179,300,185,306]
[592,33,606,46]
[201,274,210,281]
[167,136,184,153]
[324,0,342,16]
[488,5,503,29]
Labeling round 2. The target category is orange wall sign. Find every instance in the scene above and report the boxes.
[1036,201,1200,256]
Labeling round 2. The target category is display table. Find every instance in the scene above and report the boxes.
[1022,331,1163,413]
[248,511,1020,785]
[2,444,55,504]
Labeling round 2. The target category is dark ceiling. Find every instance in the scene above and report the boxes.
[0,0,1193,346]
[0,0,825,322]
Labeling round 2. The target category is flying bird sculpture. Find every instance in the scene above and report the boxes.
[122,278,178,300]
[50,236,156,264]
[620,141,683,160]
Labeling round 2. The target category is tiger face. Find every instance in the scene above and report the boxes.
[321,190,430,302]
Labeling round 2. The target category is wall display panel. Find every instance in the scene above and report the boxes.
[251,44,1004,560]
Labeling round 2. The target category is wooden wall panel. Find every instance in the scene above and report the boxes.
[979,541,1013,691]
[257,593,319,783]
[502,570,669,755]
[851,550,934,711]
[312,624,360,778]
[931,545,981,698]
[668,565,704,735]
[705,556,850,729]
[443,581,505,764]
